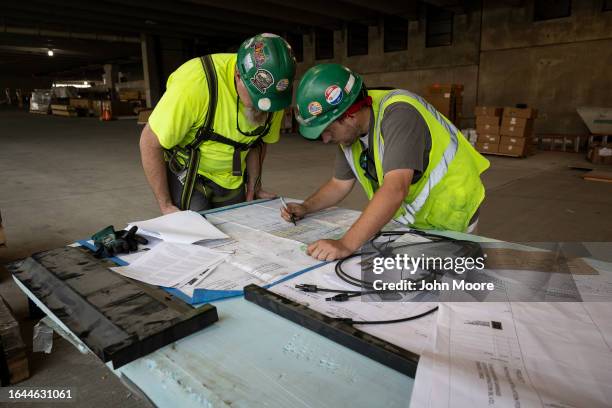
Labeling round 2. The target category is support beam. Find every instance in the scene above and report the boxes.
[102,0,301,34]
[260,0,378,22]
[186,0,339,27]
[0,24,140,43]
[3,5,249,40]
[338,0,420,16]
[141,34,163,107]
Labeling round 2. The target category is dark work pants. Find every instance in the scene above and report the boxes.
[167,167,246,212]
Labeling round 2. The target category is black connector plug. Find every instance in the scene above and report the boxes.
[295,284,318,292]
[326,293,350,302]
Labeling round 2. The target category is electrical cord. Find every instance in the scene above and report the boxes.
[295,229,483,325]
[332,305,439,325]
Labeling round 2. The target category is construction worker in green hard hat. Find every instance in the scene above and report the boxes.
[140,33,296,214]
[281,64,490,261]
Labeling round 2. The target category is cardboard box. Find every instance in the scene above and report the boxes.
[118,89,141,101]
[137,109,154,125]
[478,133,500,144]
[500,120,533,137]
[69,98,92,110]
[51,104,78,117]
[476,142,499,153]
[501,116,530,128]
[499,143,526,156]
[476,116,501,126]
[425,83,463,127]
[474,106,502,117]
[587,145,612,164]
[503,107,538,119]
[476,123,500,134]
[426,94,452,118]
[500,136,528,149]
[427,84,464,95]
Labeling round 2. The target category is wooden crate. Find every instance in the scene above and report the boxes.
[0,297,29,385]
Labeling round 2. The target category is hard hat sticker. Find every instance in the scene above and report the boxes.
[252,41,266,67]
[258,97,271,111]
[244,37,254,49]
[243,54,254,71]
[276,78,289,92]
[308,101,323,116]
[251,69,274,94]
[325,85,343,106]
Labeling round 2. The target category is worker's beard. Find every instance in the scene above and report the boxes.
[244,106,267,126]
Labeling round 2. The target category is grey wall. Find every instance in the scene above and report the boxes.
[295,0,612,134]
[478,1,612,134]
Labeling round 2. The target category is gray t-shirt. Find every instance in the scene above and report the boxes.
[334,102,432,184]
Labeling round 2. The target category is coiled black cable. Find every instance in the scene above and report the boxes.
[295,229,483,325]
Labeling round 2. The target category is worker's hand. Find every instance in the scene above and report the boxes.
[246,187,278,201]
[306,239,354,261]
[160,203,180,215]
[255,189,278,200]
[280,203,307,222]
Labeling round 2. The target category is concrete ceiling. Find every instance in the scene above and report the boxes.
[0,0,467,78]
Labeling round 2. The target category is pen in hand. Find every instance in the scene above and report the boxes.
[280,197,297,226]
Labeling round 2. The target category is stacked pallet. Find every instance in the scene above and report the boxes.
[475,106,537,157]
[51,104,78,117]
[425,84,463,127]
[499,107,537,156]
[118,89,141,101]
[474,106,502,154]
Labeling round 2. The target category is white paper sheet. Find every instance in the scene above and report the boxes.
[207,199,361,244]
[110,242,228,287]
[129,210,228,244]
[426,302,612,408]
[186,221,322,292]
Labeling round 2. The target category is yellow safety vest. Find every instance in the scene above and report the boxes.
[340,89,490,232]
[172,54,281,190]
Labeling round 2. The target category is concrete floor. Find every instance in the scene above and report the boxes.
[1,109,612,406]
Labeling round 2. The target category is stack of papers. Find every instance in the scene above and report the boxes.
[129,210,228,244]
[110,242,228,288]
[410,302,612,408]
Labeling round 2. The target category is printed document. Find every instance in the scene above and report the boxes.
[110,242,228,287]
[417,302,612,408]
[129,210,228,244]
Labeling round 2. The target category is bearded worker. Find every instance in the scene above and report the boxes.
[140,33,296,214]
[282,64,489,261]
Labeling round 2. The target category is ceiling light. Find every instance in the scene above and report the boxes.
[47,49,54,57]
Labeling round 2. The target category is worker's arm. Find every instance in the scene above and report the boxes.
[139,124,180,215]
[306,169,413,261]
[280,177,356,221]
[245,142,277,200]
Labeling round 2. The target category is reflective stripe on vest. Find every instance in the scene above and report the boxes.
[342,90,459,226]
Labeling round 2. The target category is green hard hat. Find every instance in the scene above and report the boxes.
[295,64,363,140]
[237,33,296,112]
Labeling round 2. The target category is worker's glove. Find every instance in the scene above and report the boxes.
[91,225,148,258]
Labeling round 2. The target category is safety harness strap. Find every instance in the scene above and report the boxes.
[177,55,218,210]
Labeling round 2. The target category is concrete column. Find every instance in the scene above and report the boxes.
[141,34,162,108]
[103,63,117,99]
